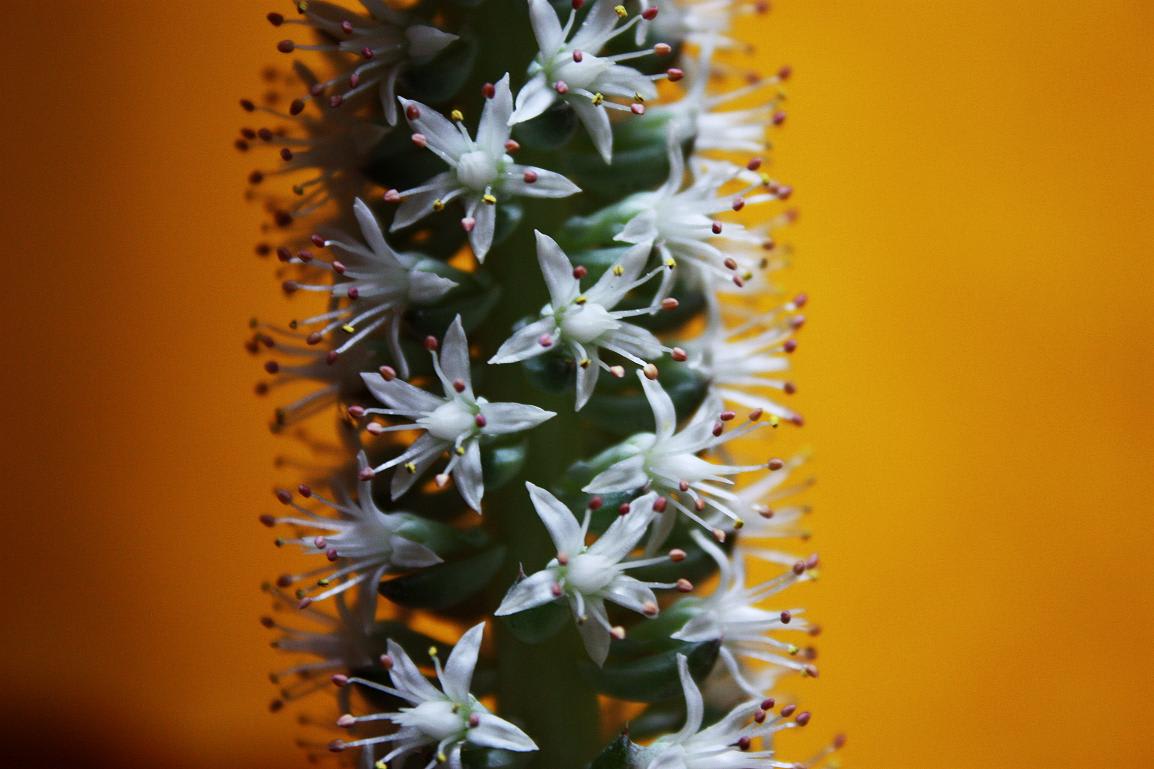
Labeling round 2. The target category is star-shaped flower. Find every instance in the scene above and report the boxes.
[614,133,790,299]
[388,74,580,261]
[264,451,443,608]
[638,653,823,769]
[285,197,458,377]
[510,0,667,162]
[489,231,670,409]
[270,0,457,123]
[672,531,816,695]
[496,485,689,664]
[358,315,556,511]
[583,371,771,550]
[333,622,538,768]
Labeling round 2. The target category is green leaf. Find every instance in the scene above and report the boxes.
[380,546,506,610]
[405,37,478,103]
[511,103,578,151]
[461,746,534,769]
[480,441,528,493]
[579,639,720,703]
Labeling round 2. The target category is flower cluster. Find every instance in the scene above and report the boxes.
[241,2,842,768]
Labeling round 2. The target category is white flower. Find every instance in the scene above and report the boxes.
[240,64,389,218]
[583,371,770,550]
[284,198,458,378]
[264,451,443,608]
[333,622,538,768]
[672,531,816,696]
[388,74,580,261]
[614,134,789,299]
[489,231,670,409]
[638,654,814,769]
[511,0,666,162]
[653,44,789,155]
[358,315,556,511]
[495,485,689,665]
[262,581,382,713]
[724,453,813,555]
[684,297,805,426]
[269,0,457,123]
[634,0,766,49]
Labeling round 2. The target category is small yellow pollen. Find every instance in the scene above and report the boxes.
[579,358,591,368]
[437,752,447,763]
[340,323,356,334]
[634,93,646,103]
[733,518,745,529]
[614,4,628,17]
[404,462,417,474]
[318,578,330,587]
[432,199,445,212]
[428,645,439,657]
[664,257,677,268]
[450,109,464,122]
[591,92,604,106]
[759,172,772,186]
[768,415,781,428]
[376,760,388,769]
[787,644,800,655]
[456,445,466,456]
[482,193,497,205]
[612,264,624,276]
[575,295,587,304]
[292,184,305,196]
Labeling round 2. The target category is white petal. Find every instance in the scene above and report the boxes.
[452,439,485,511]
[386,638,443,703]
[603,575,658,615]
[576,600,612,666]
[468,199,497,262]
[589,494,654,561]
[406,25,458,60]
[644,747,690,769]
[441,621,484,702]
[438,315,473,396]
[506,165,582,198]
[408,266,458,304]
[527,0,565,55]
[574,349,600,410]
[659,130,686,196]
[639,370,677,440]
[399,96,470,160]
[671,654,704,741]
[389,535,443,569]
[587,241,652,305]
[614,209,659,245]
[479,402,556,434]
[489,318,557,364]
[534,230,580,307]
[670,613,718,643]
[494,568,561,615]
[353,197,392,256]
[510,74,556,125]
[477,74,513,157]
[570,0,619,49]
[361,372,445,415]
[468,713,538,752]
[569,97,613,163]
[583,454,647,494]
[392,173,456,230]
[390,435,444,499]
[525,482,583,555]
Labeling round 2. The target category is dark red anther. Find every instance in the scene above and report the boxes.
[784,339,798,353]
[761,697,776,710]
[618,502,632,516]
[423,336,439,351]
[588,496,603,510]
[773,110,787,126]
[482,82,496,99]
[747,157,763,171]
[653,496,668,513]
[267,12,285,26]
[276,40,295,53]
[452,378,467,393]
[264,361,280,374]
[784,382,797,394]
[781,704,796,718]
[666,68,684,82]
[239,98,256,112]
[711,222,723,235]
[768,458,785,471]
[737,736,752,751]
[298,484,313,498]
[347,287,360,300]
[777,65,793,80]
[780,610,792,624]
[274,488,292,505]
[796,711,811,726]
[406,104,421,120]
[572,265,588,279]
[248,170,265,185]
[325,351,339,365]
[642,6,659,19]
[523,170,538,183]
[289,98,306,116]
[475,414,488,428]
[341,20,354,34]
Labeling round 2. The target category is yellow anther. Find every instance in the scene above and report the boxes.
[591,92,604,106]
[437,752,447,763]
[742,271,753,281]
[432,198,445,212]
[456,445,466,455]
[450,109,464,122]
[428,645,439,657]
[733,518,745,530]
[296,1,309,11]
[634,92,646,103]
[340,323,356,334]
[759,171,772,185]
[292,184,305,196]
[768,414,781,428]
[404,462,417,474]
[787,644,800,655]
[614,4,628,17]
[376,760,388,769]
[318,578,331,587]
[579,358,591,368]
[575,294,587,304]
[664,257,677,268]
[482,193,497,205]
[612,264,624,276]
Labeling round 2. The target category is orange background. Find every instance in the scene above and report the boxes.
[3,2,1152,768]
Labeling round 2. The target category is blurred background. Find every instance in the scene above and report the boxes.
[2,1,1152,768]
